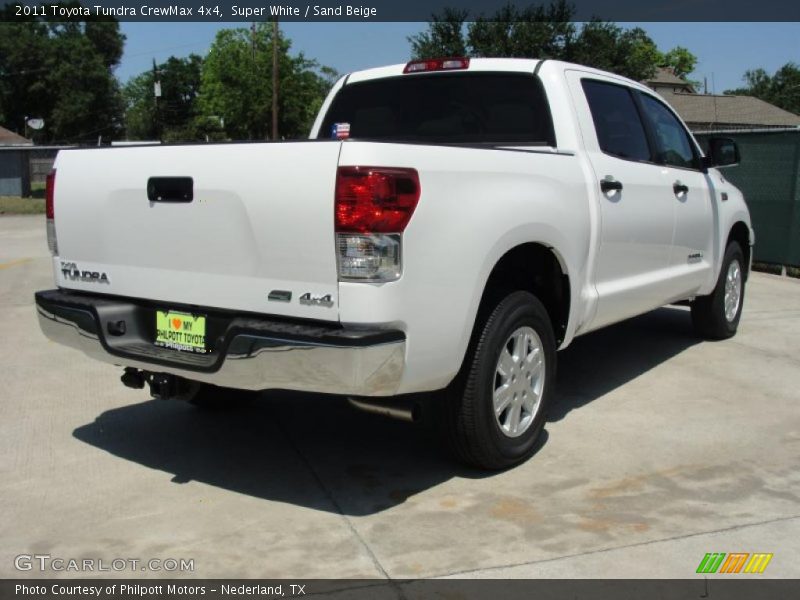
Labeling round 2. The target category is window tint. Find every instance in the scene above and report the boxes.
[638,94,698,169]
[321,73,555,144]
[581,80,651,162]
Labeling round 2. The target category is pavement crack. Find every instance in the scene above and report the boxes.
[435,514,800,578]
[270,406,406,598]
[726,339,800,367]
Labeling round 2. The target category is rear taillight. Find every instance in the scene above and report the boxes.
[45,169,58,255]
[403,57,470,74]
[334,166,420,282]
[335,167,420,233]
[45,169,55,219]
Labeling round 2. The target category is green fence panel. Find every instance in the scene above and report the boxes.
[696,130,800,266]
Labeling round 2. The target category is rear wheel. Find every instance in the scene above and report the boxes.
[439,290,556,470]
[691,242,745,340]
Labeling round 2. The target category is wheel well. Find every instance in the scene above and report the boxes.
[479,243,570,345]
[728,222,751,280]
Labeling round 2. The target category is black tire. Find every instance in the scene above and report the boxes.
[439,290,556,470]
[691,242,746,340]
[179,382,258,410]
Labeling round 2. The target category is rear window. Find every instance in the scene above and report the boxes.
[320,73,555,145]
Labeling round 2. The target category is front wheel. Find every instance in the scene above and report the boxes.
[691,242,746,340]
[439,291,556,470]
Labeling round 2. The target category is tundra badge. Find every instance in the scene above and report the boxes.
[60,261,110,284]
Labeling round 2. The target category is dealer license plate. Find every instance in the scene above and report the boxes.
[155,310,207,353]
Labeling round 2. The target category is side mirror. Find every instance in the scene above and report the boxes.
[704,137,740,169]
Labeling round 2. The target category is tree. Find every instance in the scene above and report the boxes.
[45,21,125,143]
[409,1,574,61]
[660,46,697,79]
[198,24,336,140]
[569,22,661,81]
[725,63,800,115]
[468,1,575,59]
[408,7,468,59]
[0,16,50,135]
[0,2,125,143]
[123,55,203,141]
[408,4,683,82]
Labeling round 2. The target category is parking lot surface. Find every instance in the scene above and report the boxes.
[1,215,799,579]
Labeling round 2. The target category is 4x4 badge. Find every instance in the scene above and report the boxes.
[299,293,334,308]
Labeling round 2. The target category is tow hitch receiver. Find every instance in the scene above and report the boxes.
[120,368,192,400]
[149,373,180,399]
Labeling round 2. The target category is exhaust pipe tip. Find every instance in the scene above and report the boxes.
[348,397,420,423]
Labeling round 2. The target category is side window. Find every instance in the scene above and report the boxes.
[581,79,651,162]
[638,93,698,169]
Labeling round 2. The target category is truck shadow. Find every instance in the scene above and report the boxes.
[73,392,478,516]
[551,306,702,421]
[72,306,699,515]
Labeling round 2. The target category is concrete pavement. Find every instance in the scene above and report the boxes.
[1,215,798,580]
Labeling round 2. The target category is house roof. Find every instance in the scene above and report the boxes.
[0,125,32,146]
[658,90,800,129]
[647,67,692,87]
[645,67,696,93]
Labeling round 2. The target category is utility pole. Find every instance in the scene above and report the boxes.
[272,19,279,140]
[152,59,162,140]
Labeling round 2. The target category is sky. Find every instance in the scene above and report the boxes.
[117,22,799,93]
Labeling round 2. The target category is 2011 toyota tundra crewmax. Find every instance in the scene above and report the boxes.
[35,58,753,469]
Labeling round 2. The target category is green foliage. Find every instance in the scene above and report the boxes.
[409,1,574,61]
[198,24,337,140]
[408,3,687,82]
[725,63,800,115]
[1,8,335,144]
[468,1,575,59]
[660,46,697,79]
[123,55,203,141]
[0,2,125,143]
[408,7,469,59]
[569,22,661,81]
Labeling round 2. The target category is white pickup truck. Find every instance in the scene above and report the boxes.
[36,58,752,469]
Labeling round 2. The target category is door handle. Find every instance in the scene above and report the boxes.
[673,182,689,196]
[147,177,193,202]
[600,178,623,193]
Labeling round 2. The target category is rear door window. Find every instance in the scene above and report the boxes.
[321,73,555,145]
[581,79,651,162]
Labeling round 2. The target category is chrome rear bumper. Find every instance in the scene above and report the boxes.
[35,290,405,396]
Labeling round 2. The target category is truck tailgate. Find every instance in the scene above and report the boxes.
[52,141,342,320]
